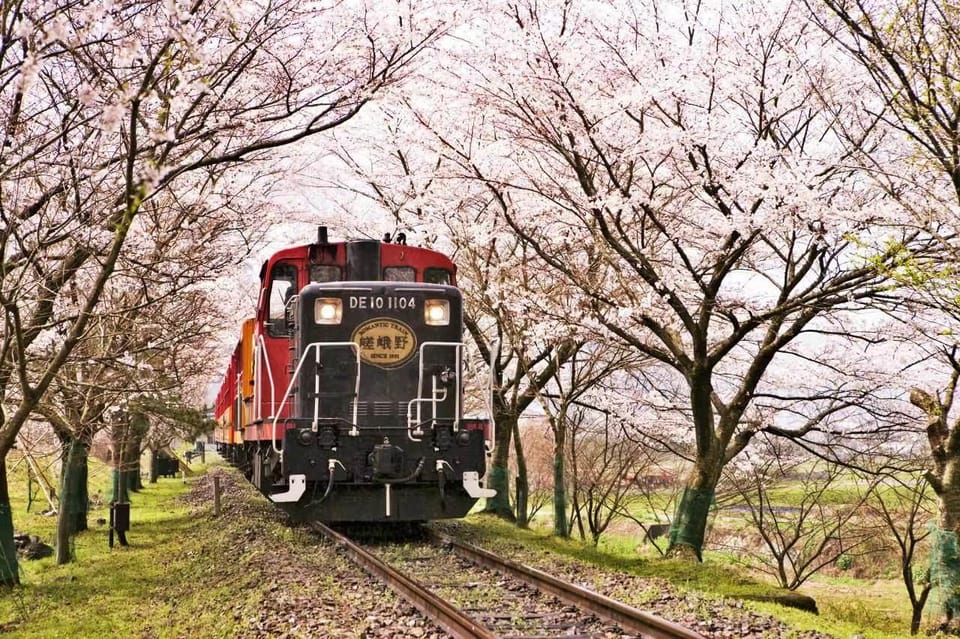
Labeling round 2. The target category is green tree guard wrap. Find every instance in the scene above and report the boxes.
[0,500,19,585]
[57,438,89,563]
[112,468,129,503]
[74,453,88,533]
[669,486,715,560]
[484,465,512,516]
[930,525,960,619]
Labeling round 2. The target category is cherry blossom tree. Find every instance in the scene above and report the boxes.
[535,345,641,538]
[392,0,941,560]
[723,439,879,591]
[321,113,597,521]
[905,347,960,624]
[513,420,554,524]
[866,472,933,635]
[0,0,441,585]
[565,407,647,546]
[812,0,960,624]
[36,190,239,564]
[463,243,582,521]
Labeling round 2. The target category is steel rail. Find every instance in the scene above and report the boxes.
[309,523,495,639]
[429,530,707,639]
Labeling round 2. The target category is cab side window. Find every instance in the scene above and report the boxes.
[424,268,451,285]
[267,263,297,337]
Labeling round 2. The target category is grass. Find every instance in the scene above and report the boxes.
[0,451,938,638]
[0,453,257,638]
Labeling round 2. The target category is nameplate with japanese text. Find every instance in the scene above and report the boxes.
[351,318,417,368]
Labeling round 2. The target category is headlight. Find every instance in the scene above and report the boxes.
[424,299,450,326]
[314,298,342,324]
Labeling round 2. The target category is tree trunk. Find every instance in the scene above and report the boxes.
[553,427,568,538]
[112,464,133,508]
[667,467,719,561]
[514,476,528,527]
[931,484,960,624]
[112,469,123,503]
[110,468,129,547]
[910,583,931,635]
[667,370,722,562]
[125,433,142,492]
[115,412,148,493]
[115,433,142,494]
[55,438,88,564]
[149,448,159,484]
[483,412,515,520]
[0,456,19,585]
[57,434,89,535]
[126,467,141,492]
[513,418,529,527]
[571,487,585,540]
[119,469,138,494]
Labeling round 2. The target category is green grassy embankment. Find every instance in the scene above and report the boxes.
[0,452,928,638]
[0,454,265,639]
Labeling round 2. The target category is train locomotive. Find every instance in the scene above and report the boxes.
[213,228,495,522]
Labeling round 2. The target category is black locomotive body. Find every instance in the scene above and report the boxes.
[276,281,488,520]
[213,231,494,522]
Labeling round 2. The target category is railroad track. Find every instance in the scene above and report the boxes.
[310,522,705,639]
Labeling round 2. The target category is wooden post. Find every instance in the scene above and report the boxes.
[16,437,57,512]
[26,467,33,513]
[213,475,221,517]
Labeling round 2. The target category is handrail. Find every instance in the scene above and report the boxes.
[486,338,500,454]
[271,341,361,455]
[253,334,276,422]
[407,341,463,441]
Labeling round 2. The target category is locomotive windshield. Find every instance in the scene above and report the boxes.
[310,264,341,282]
[384,266,415,281]
[424,267,451,284]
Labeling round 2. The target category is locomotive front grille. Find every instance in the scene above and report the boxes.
[374,401,406,416]
[349,401,406,417]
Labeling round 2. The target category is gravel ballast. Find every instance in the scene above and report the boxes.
[182,469,446,638]
[184,468,837,638]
